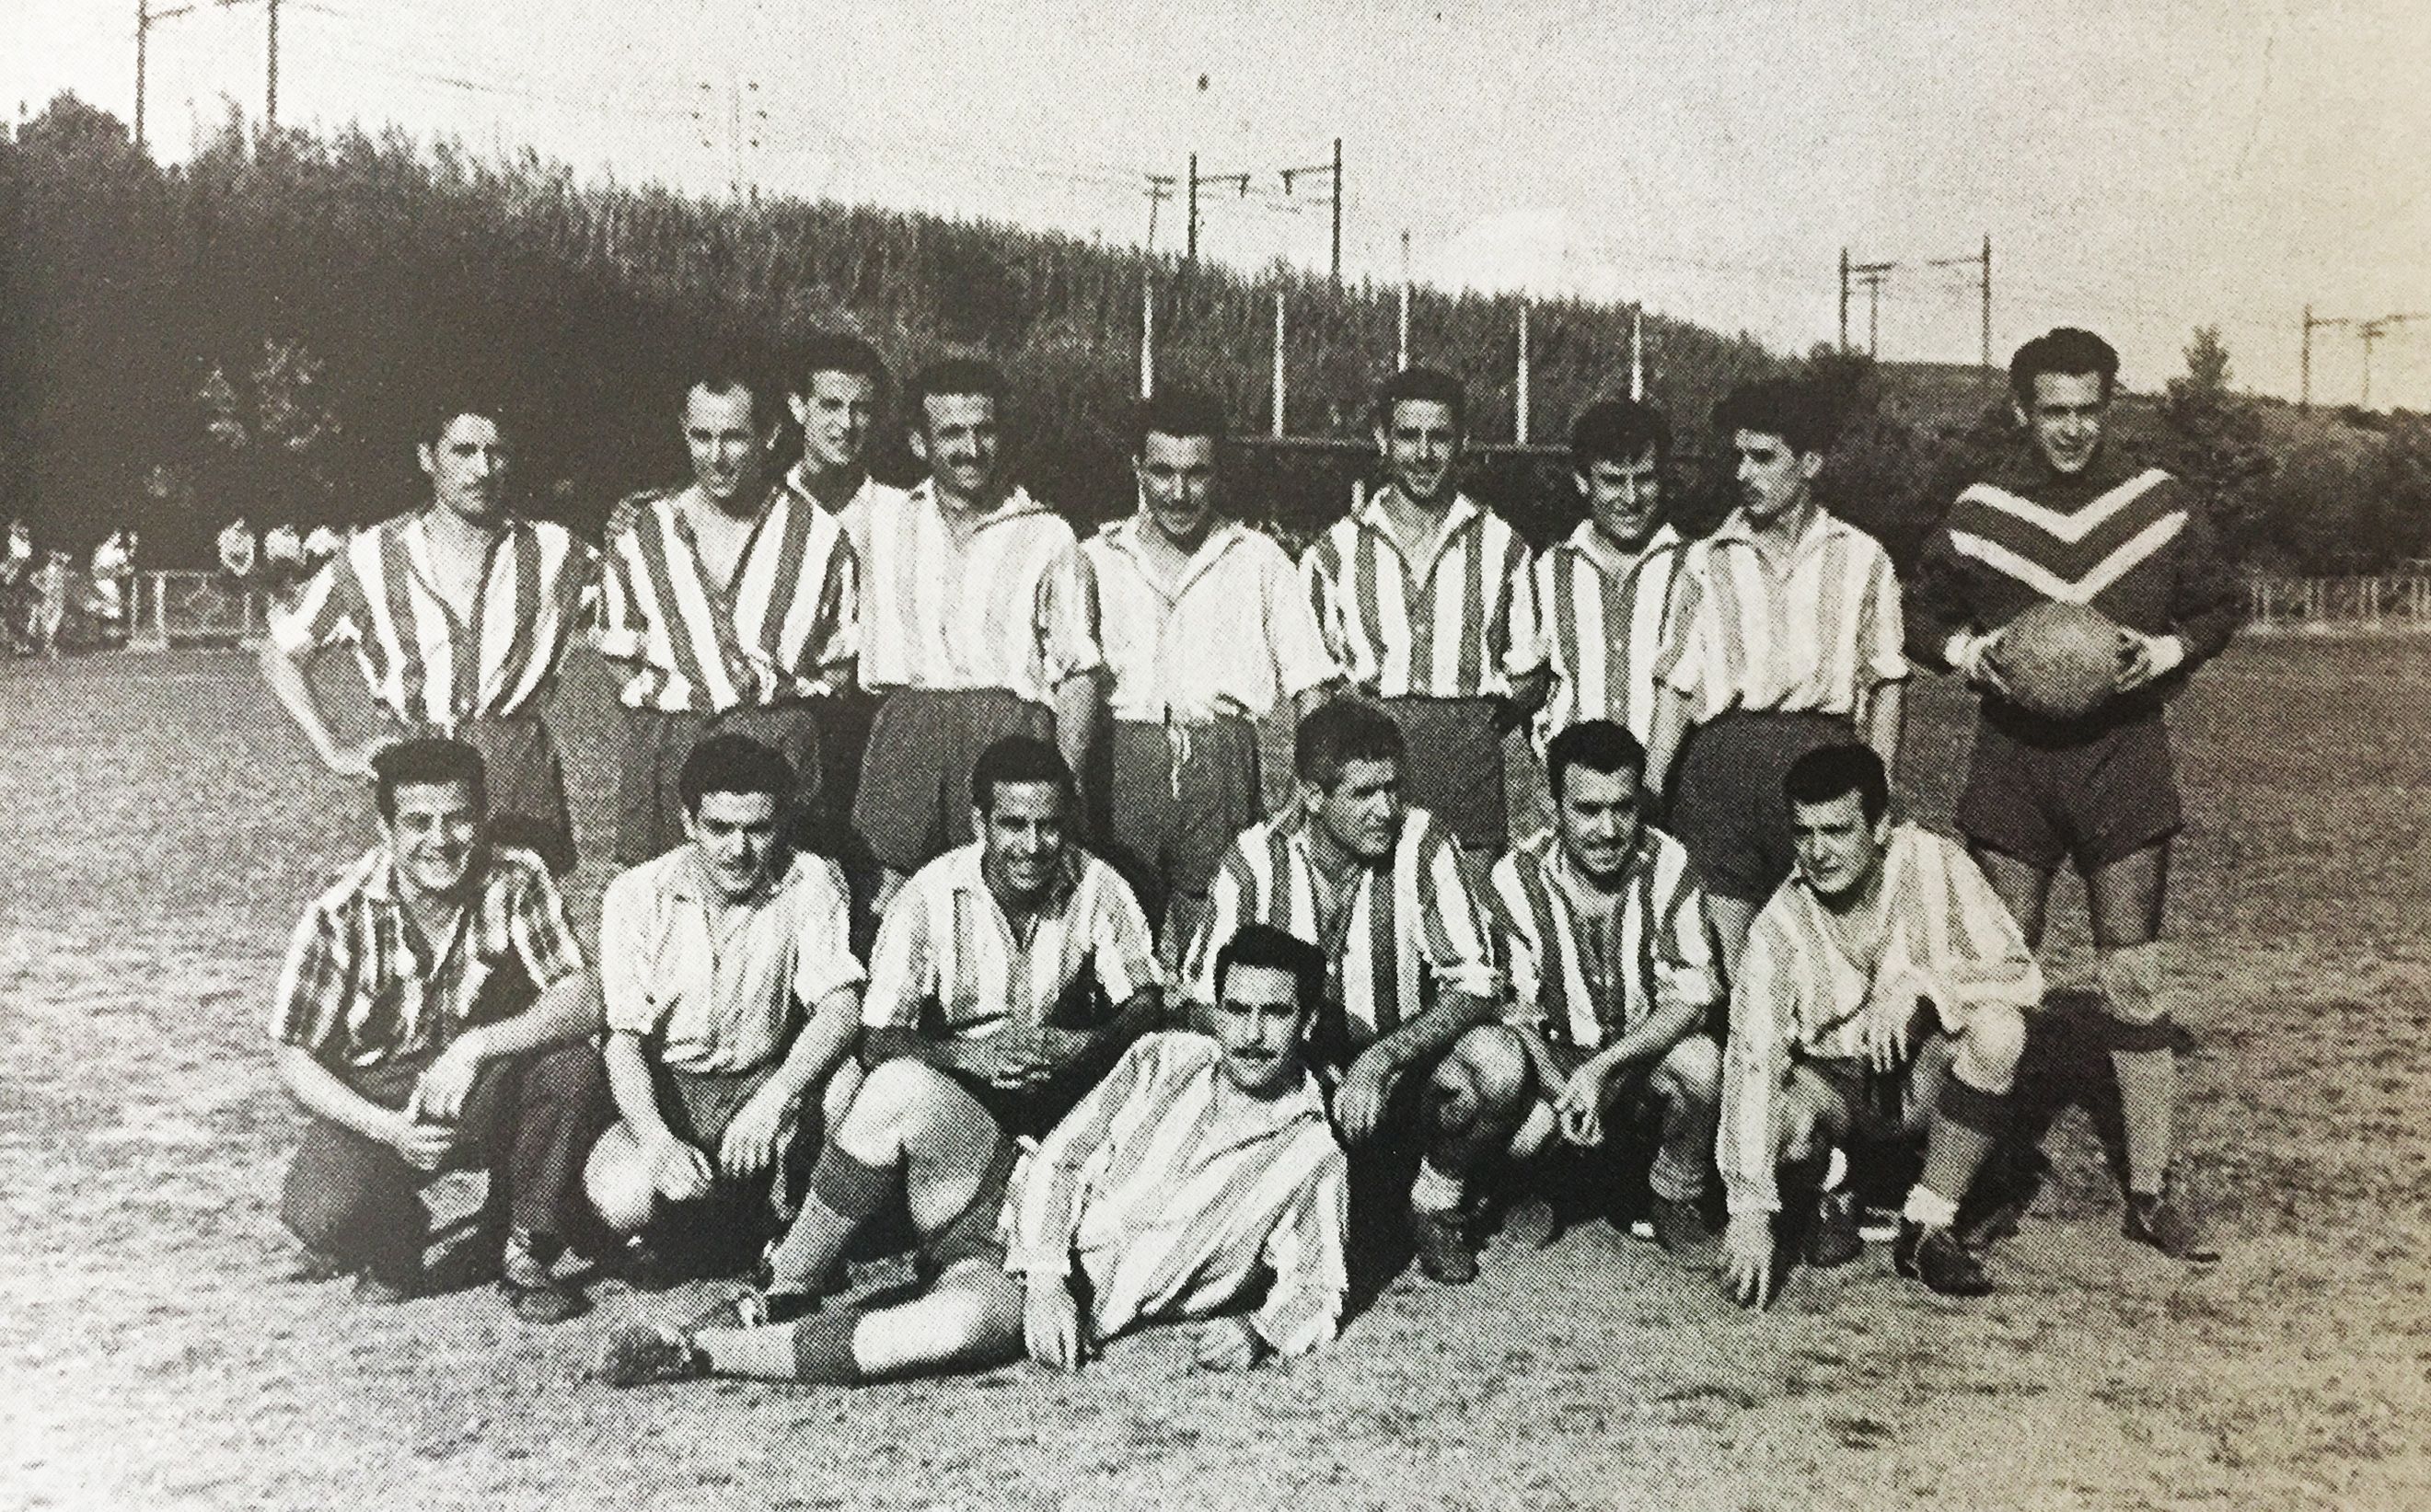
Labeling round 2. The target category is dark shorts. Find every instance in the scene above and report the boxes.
[1669,710,1851,903]
[1382,696,1507,853]
[918,1130,1022,1280]
[853,689,1053,875]
[654,1062,781,1151]
[1091,717,1260,927]
[936,1056,1105,1146]
[382,713,575,874]
[616,702,826,867]
[1957,706,2182,873]
[644,1060,808,1255]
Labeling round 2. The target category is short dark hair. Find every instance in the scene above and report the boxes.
[1213,923,1326,1015]
[373,738,487,824]
[1372,365,1467,436]
[1569,398,1671,470]
[1783,742,1891,825]
[685,364,771,429]
[971,734,1076,813]
[1134,387,1227,451]
[1293,698,1406,791]
[1714,376,1838,457]
[910,357,1011,424]
[1546,719,1646,804]
[423,393,507,451]
[795,332,889,395]
[2009,327,2121,405]
[677,733,796,819]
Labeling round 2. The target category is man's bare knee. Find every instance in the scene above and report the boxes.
[842,1058,964,1151]
[1959,1004,2028,1086]
[1447,1025,1533,1112]
[1651,1035,1720,1106]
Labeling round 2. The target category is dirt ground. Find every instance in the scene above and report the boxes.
[4,641,2429,1511]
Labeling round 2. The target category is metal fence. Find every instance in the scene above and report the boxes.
[2244,576,2431,633]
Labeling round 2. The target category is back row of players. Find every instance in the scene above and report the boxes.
[258,327,2240,1386]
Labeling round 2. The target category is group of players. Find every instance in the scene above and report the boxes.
[257,322,2239,1391]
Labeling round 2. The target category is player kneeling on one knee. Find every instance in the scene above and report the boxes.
[1716,744,2041,1307]
[593,923,1349,1388]
[1481,719,1724,1253]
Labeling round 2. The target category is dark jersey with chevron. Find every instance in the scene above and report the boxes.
[1908,451,2242,702]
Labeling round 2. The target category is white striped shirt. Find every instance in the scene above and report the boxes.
[1719,825,2043,1215]
[596,483,857,713]
[1659,508,1907,723]
[862,843,1162,1040]
[848,481,1101,703]
[1488,825,1718,1050]
[272,513,595,730]
[1534,522,1687,748]
[1182,808,1500,1050]
[1007,1031,1348,1357]
[1082,517,1337,723]
[1301,491,1541,700]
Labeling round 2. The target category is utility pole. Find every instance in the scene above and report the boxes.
[1838,248,1851,352]
[1848,260,1895,357]
[1142,174,1175,254]
[2300,306,2340,410]
[1927,235,1994,373]
[1515,300,1531,445]
[1397,229,1412,371]
[1272,289,1288,438]
[134,0,211,155]
[2312,310,2430,409]
[1279,138,1345,284]
[265,0,279,131]
[1184,154,1252,265]
[1629,303,1645,401]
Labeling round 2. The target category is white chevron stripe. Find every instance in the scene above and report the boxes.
[1948,511,2186,604]
[1958,468,2171,543]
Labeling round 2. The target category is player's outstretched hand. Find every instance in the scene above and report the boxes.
[718,1084,795,1179]
[1191,1317,1265,1373]
[650,1132,715,1205]
[1553,1061,1615,1148]
[1024,1276,1083,1371]
[1719,1210,1777,1310]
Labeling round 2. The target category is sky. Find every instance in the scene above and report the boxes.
[9,0,2429,407]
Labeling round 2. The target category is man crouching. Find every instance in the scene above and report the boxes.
[591,923,1348,1386]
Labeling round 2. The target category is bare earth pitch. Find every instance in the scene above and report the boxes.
[2,643,2426,1510]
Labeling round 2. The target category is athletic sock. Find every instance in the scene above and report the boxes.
[787,1310,867,1385]
[1914,1075,2007,1222]
[1409,1159,1467,1216]
[696,1320,849,1382]
[2099,942,2178,1196]
[1820,1147,1849,1193]
[767,1143,895,1293]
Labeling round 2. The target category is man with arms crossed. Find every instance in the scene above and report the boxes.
[592,922,1347,1388]
[583,735,866,1278]
[1480,719,1722,1255]
[270,739,605,1322]
[262,398,595,873]
[1910,329,2240,1260]
[1302,367,1545,854]
[598,365,857,867]
[1646,377,1907,972]
[1717,744,2040,1306]
[1183,699,1507,1285]
[734,735,1162,1319]
[1082,387,1337,947]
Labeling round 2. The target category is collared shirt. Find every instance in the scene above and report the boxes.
[1008,1031,1348,1358]
[273,512,596,730]
[1658,507,1908,723]
[1300,490,1541,700]
[600,848,864,1076]
[269,845,585,1073]
[1183,808,1499,1049]
[1719,825,2043,1215]
[1534,521,1687,747]
[596,482,858,713]
[847,480,1101,703]
[862,843,1161,1040]
[1488,825,1718,1051]
[1082,515,1337,723]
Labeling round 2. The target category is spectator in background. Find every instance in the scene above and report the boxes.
[87,529,135,645]
[304,522,345,570]
[263,520,308,606]
[2,521,31,654]
[31,549,71,658]
[218,516,260,593]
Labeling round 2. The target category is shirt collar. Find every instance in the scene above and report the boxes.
[943,840,1083,918]
[1102,514,1249,588]
[1560,518,1680,571]
[913,479,1048,530]
[1356,488,1481,549]
[1710,503,1840,555]
[666,845,795,908]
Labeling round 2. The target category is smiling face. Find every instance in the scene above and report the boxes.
[914,391,1002,505]
[1135,430,1219,544]
[2018,370,2109,477]
[1376,398,1461,508]
[682,384,772,506]
[684,789,782,903]
[1790,790,1892,903]
[977,779,1071,907]
[790,369,880,477]
[1578,449,1661,549]
[1210,961,1314,1098]
[1555,761,1647,886]
[420,414,509,524]
[382,779,484,901]
[1731,429,1821,525]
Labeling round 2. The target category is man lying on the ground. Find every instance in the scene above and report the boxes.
[592,921,1348,1387]
[269,738,607,1323]
[1718,744,2041,1307]
[1182,698,1507,1286]
[1480,718,1723,1255]
[732,734,1163,1318]
[583,734,866,1280]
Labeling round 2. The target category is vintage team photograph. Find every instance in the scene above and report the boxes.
[3,2,2426,1507]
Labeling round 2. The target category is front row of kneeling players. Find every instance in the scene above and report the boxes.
[269,707,2078,1386]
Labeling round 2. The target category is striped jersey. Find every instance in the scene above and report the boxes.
[1659,507,1908,723]
[1007,1030,1349,1358]
[270,844,584,1073]
[862,842,1162,1040]
[1908,454,2242,685]
[1488,825,1718,1050]
[596,482,857,713]
[1533,521,1687,746]
[848,480,1102,703]
[1719,825,2043,1214]
[1301,491,1541,700]
[1082,516,1337,723]
[1182,808,1499,1053]
[272,513,596,730]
